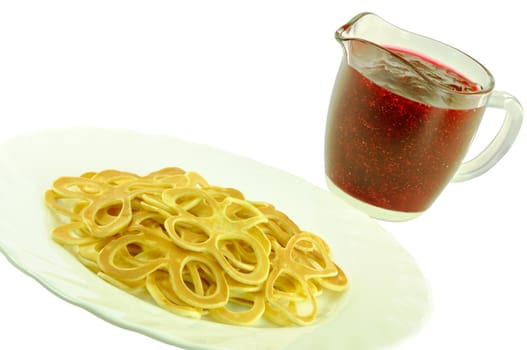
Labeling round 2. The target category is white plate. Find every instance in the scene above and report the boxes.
[0,128,430,350]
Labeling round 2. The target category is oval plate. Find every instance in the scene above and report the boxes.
[0,128,430,350]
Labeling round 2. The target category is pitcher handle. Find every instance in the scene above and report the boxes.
[453,91,523,182]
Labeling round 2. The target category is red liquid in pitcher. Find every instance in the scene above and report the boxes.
[325,44,485,213]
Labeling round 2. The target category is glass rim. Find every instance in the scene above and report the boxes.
[335,12,495,97]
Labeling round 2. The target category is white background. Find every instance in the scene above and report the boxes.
[1,1,525,349]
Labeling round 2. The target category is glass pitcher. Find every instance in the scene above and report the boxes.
[324,12,523,221]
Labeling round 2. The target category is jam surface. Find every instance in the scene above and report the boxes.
[325,43,485,213]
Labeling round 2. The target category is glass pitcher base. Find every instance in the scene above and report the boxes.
[325,176,424,222]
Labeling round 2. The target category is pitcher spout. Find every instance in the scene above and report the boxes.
[335,12,388,44]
